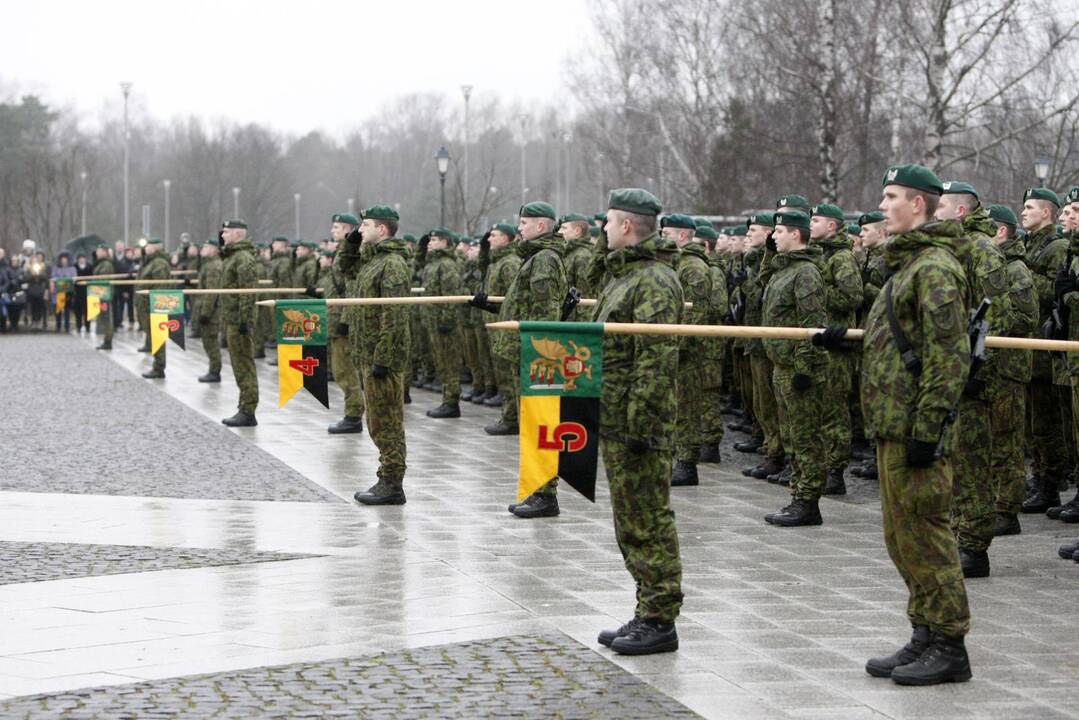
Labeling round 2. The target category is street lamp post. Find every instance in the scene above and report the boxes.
[294,193,301,238]
[1035,155,1051,185]
[563,132,572,211]
[120,81,132,247]
[436,145,450,228]
[79,171,88,237]
[518,114,529,207]
[347,197,354,215]
[232,186,240,218]
[461,84,473,231]
[163,179,171,249]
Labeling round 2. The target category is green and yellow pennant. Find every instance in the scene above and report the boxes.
[518,321,603,502]
[54,277,73,315]
[86,282,112,322]
[276,299,329,409]
[149,290,186,353]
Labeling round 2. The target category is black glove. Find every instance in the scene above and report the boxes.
[436,323,453,335]
[480,231,491,252]
[468,292,499,313]
[336,322,349,337]
[371,363,389,378]
[791,373,812,391]
[304,286,318,298]
[906,438,938,468]
[765,234,777,253]
[217,230,225,244]
[1056,267,1077,298]
[238,322,250,335]
[182,277,192,287]
[811,324,850,353]
[346,228,362,245]
[625,437,649,454]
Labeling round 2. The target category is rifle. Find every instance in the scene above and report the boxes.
[1042,248,1074,355]
[937,297,992,457]
[560,286,582,321]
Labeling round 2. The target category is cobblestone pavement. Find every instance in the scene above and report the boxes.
[0,541,319,586]
[0,634,698,719]
[0,333,339,503]
[0,327,1074,719]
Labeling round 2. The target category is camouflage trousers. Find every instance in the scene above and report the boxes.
[675,353,715,463]
[410,309,434,381]
[428,324,462,404]
[950,393,994,552]
[878,439,970,638]
[850,352,865,444]
[750,353,783,461]
[773,365,827,501]
[461,322,482,388]
[360,362,406,481]
[601,437,683,625]
[331,335,364,418]
[99,302,113,343]
[225,326,259,414]
[201,312,221,374]
[135,295,147,333]
[821,355,853,472]
[1061,380,1077,483]
[991,380,1026,515]
[151,338,166,372]
[734,352,756,429]
[473,323,496,392]
[1027,378,1069,483]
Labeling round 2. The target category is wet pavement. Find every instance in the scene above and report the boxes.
[1,327,1077,718]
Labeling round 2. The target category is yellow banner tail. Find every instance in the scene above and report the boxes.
[277,344,304,407]
[87,296,100,322]
[56,292,67,314]
[518,395,562,501]
[150,312,168,354]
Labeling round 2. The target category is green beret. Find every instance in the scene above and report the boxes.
[205,237,220,248]
[1024,187,1062,207]
[847,223,862,235]
[882,164,944,195]
[363,205,400,221]
[271,235,289,244]
[1066,187,1079,205]
[402,233,417,243]
[289,239,300,248]
[988,204,1018,226]
[559,213,591,224]
[811,203,844,221]
[589,226,600,237]
[747,212,775,227]
[493,223,517,238]
[608,188,662,216]
[719,227,733,236]
[519,201,557,220]
[429,228,453,239]
[695,226,719,241]
[776,195,810,212]
[255,241,269,250]
[941,181,979,200]
[320,248,336,258]
[774,210,811,230]
[332,213,360,226]
[299,240,319,249]
[594,213,606,223]
[731,226,748,237]
[858,211,885,226]
[222,219,248,229]
[146,237,164,246]
[660,213,696,230]
[693,217,712,229]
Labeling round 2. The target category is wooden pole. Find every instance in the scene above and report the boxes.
[106,279,189,286]
[253,296,682,308]
[137,288,321,296]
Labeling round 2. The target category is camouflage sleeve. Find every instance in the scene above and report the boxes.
[151,258,171,280]
[570,252,592,299]
[436,261,463,328]
[1009,262,1037,335]
[526,254,566,321]
[679,262,711,354]
[374,259,411,368]
[826,253,863,319]
[231,257,259,325]
[196,262,222,316]
[978,253,1012,369]
[1033,241,1067,311]
[792,267,828,376]
[585,230,609,291]
[337,239,364,280]
[711,269,729,322]
[911,266,970,443]
[627,275,683,442]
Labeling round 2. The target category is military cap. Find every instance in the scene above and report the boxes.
[93,239,110,250]
[519,201,557,220]
[608,188,662,216]
[776,194,810,211]
[402,233,417,243]
[731,225,748,236]
[882,164,944,195]
[660,213,697,230]
[1066,186,1079,205]
[222,219,248,229]
[858,211,885,226]
[594,213,607,223]
[811,203,845,221]
[747,212,775,227]
[362,205,400,221]
[271,235,289,244]
[694,217,712,229]
[429,228,453,239]
[774,210,811,230]
[146,236,164,246]
[492,222,517,238]
[589,226,600,237]
[332,212,360,226]
[299,239,319,249]
[255,241,269,250]
[289,239,300,248]
[320,248,336,258]
[719,226,733,235]
[941,181,979,200]
[1024,187,1062,207]
[559,212,591,225]
[205,237,220,247]
[988,204,1018,227]
[847,223,862,235]
[695,225,719,241]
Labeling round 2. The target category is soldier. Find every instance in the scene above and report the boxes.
[92,243,114,351]
[219,220,261,427]
[139,238,172,380]
[185,242,202,339]
[1051,187,1079,528]
[293,240,320,292]
[474,223,522,421]
[196,239,224,383]
[1021,188,1067,513]
[323,215,365,434]
[421,229,465,418]
[761,211,829,526]
[464,241,497,404]
[472,202,568,519]
[850,211,889,481]
[662,214,713,487]
[253,243,273,359]
[696,224,727,464]
[592,188,684,656]
[458,238,484,402]
[847,163,972,686]
[338,206,411,505]
[560,213,594,318]
[265,236,293,368]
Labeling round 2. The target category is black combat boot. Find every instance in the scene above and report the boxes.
[764,501,794,524]
[1060,504,1079,523]
[472,386,495,404]
[1057,539,1079,559]
[767,466,792,485]
[1047,489,1079,519]
[328,416,363,434]
[221,411,257,427]
[403,388,411,404]
[461,387,475,402]
[484,419,518,436]
[483,392,505,407]
[96,341,112,351]
[609,620,678,655]
[354,477,406,505]
[198,371,221,383]
[959,548,990,578]
[748,457,785,480]
[824,469,847,496]
[426,402,461,419]
[253,345,265,359]
[512,493,559,518]
[141,369,165,379]
[890,634,972,686]
[865,625,931,678]
[698,444,721,463]
[598,617,644,647]
[768,498,823,527]
[993,512,1021,536]
[1022,476,1060,513]
[733,439,762,453]
[670,461,699,487]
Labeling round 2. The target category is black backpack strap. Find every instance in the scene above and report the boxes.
[884,277,922,376]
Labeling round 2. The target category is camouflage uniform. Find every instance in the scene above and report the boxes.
[255,254,273,353]
[221,239,261,415]
[732,249,757,433]
[421,247,464,405]
[339,236,411,484]
[483,244,523,416]
[466,257,496,396]
[409,251,434,384]
[324,255,364,419]
[861,221,971,639]
[674,241,714,464]
[458,255,484,393]
[592,232,684,625]
[744,245,782,460]
[762,245,829,500]
[140,251,172,373]
[92,255,114,344]
[195,253,223,375]
[703,254,729,447]
[563,236,593,320]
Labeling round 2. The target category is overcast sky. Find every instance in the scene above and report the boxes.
[3,0,592,136]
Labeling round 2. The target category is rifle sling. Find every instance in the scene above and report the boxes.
[884,277,923,376]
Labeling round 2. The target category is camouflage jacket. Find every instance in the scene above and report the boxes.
[960,207,1012,389]
[707,255,729,363]
[481,245,522,297]
[92,257,114,277]
[138,251,171,285]
[461,257,482,327]
[741,246,765,355]
[1025,223,1068,380]
[492,233,567,361]
[293,254,318,290]
[761,245,828,376]
[338,236,411,369]
[591,232,683,450]
[814,230,863,328]
[675,241,713,357]
[564,237,593,321]
[859,246,887,328]
[994,236,1035,384]
[195,255,223,319]
[270,252,293,288]
[220,239,261,327]
[861,221,970,446]
[421,247,463,330]
[322,257,350,333]
[584,228,613,294]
